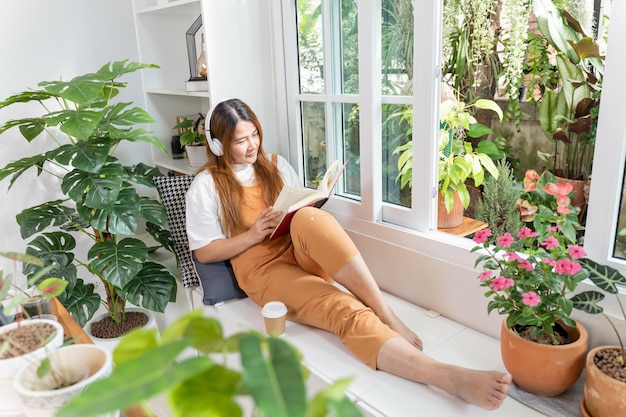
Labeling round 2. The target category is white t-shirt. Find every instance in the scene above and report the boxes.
[186,154,301,251]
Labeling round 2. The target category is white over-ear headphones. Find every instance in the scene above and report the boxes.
[205,98,235,156]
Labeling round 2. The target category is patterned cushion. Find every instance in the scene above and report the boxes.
[152,175,246,305]
[152,175,198,288]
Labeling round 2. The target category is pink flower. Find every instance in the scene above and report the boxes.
[497,233,515,248]
[518,260,535,272]
[477,271,493,282]
[518,227,538,239]
[554,259,582,275]
[546,225,562,232]
[473,229,492,244]
[504,252,521,262]
[543,257,557,267]
[556,203,571,215]
[522,291,541,307]
[567,245,586,259]
[543,182,573,198]
[540,236,560,250]
[489,276,515,291]
[524,170,540,192]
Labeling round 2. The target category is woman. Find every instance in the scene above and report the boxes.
[186,98,511,410]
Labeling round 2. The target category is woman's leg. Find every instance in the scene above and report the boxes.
[290,207,421,348]
[377,337,512,410]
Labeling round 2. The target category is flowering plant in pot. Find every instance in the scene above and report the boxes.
[471,169,599,395]
[472,169,589,342]
[0,61,178,334]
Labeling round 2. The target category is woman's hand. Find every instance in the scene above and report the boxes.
[247,206,282,244]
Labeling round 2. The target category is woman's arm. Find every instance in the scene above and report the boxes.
[193,206,282,263]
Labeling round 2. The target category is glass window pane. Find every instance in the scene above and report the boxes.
[297,0,324,94]
[342,103,360,195]
[382,103,412,207]
[301,101,327,188]
[340,1,359,94]
[613,163,626,260]
[381,0,414,95]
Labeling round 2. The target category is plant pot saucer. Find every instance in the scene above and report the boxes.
[580,398,592,417]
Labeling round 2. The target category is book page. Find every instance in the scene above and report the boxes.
[272,186,325,214]
[317,160,348,195]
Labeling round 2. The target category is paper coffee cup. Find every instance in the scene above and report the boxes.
[262,301,287,336]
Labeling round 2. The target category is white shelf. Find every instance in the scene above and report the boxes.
[134,0,200,15]
[146,88,210,98]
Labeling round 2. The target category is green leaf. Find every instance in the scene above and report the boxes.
[88,238,148,288]
[47,138,115,174]
[124,163,163,187]
[40,75,105,106]
[0,154,46,188]
[571,290,605,314]
[60,279,99,327]
[579,258,626,293]
[0,90,54,109]
[16,201,74,239]
[59,108,105,140]
[121,261,177,313]
[475,99,503,121]
[139,197,167,227]
[36,278,68,298]
[78,186,140,235]
[57,341,212,417]
[61,163,124,208]
[170,365,243,417]
[240,334,307,417]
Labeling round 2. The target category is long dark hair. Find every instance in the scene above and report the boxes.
[203,99,283,235]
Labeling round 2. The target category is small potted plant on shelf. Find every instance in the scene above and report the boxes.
[472,169,598,396]
[173,113,208,169]
[57,309,361,417]
[570,259,626,417]
[0,61,178,340]
[393,97,503,228]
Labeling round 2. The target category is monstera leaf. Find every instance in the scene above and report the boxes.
[120,261,177,313]
[88,238,148,289]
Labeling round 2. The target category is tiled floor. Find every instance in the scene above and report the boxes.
[173,288,547,417]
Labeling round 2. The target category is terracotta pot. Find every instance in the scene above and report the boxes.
[583,346,626,417]
[500,317,588,396]
[437,191,463,228]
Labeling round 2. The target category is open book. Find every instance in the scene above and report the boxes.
[268,160,348,241]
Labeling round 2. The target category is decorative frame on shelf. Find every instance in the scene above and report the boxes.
[186,15,206,82]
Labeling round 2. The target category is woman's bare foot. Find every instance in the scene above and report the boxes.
[445,368,512,410]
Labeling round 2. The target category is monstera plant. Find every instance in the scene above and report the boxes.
[0,60,177,327]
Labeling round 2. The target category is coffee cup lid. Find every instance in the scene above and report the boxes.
[262,301,287,318]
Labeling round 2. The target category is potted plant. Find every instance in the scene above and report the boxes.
[472,169,596,396]
[0,252,67,415]
[13,343,115,417]
[57,309,361,417]
[0,61,178,336]
[534,0,604,210]
[173,113,208,169]
[571,259,626,417]
[394,97,503,227]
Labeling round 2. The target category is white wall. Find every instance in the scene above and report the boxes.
[0,0,143,274]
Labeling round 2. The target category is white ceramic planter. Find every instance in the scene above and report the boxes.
[185,144,209,169]
[0,319,64,417]
[84,308,156,352]
[13,344,118,417]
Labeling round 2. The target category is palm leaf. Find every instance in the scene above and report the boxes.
[88,238,148,288]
